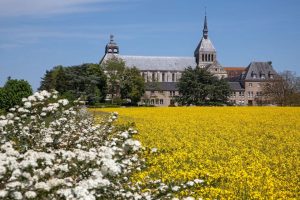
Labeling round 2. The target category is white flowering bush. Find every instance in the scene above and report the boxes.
[0,90,151,200]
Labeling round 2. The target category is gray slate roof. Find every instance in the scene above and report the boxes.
[101,54,196,71]
[243,62,277,81]
[229,82,244,91]
[145,82,177,91]
[194,37,216,55]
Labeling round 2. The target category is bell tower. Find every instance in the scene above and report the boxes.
[105,34,119,54]
[194,14,217,68]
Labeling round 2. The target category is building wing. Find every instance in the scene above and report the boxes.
[101,54,196,71]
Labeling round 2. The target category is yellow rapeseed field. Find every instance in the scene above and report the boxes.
[91,107,300,199]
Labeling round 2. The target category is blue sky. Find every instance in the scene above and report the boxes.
[0,0,300,90]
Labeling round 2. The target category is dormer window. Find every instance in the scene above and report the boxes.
[260,71,265,79]
[251,71,257,79]
[268,71,274,79]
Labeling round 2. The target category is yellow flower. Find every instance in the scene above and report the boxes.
[91,107,300,199]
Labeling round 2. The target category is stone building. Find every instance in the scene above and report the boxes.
[100,15,277,106]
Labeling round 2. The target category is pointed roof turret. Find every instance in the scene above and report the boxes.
[203,14,208,39]
[194,12,217,67]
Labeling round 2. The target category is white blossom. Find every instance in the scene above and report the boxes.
[172,186,180,191]
[194,179,204,184]
[12,191,23,200]
[0,190,8,198]
[25,191,37,198]
[24,101,32,108]
[58,99,69,106]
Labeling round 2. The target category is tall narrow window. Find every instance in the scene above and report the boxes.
[211,54,214,61]
[152,73,155,82]
[205,54,207,61]
[172,73,175,82]
[208,54,211,61]
[202,54,204,61]
[162,73,165,82]
[142,72,147,82]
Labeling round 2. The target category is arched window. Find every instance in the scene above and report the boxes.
[208,54,211,61]
[205,54,207,61]
[152,73,155,82]
[202,54,204,61]
[211,54,214,61]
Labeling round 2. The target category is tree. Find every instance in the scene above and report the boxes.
[120,67,145,105]
[39,64,107,105]
[177,67,231,106]
[101,57,126,104]
[0,78,33,110]
[101,58,145,105]
[263,70,300,106]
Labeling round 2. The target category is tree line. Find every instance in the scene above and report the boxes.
[39,58,145,106]
[1,58,299,111]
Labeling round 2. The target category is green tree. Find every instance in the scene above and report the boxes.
[120,67,145,105]
[101,57,126,104]
[177,67,230,106]
[0,78,33,110]
[39,64,107,105]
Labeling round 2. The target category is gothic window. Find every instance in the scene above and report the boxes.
[208,54,211,61]
[162,73,165,82]
[211,54,214,61]
[152,73,155,82]
[205,54,208,61]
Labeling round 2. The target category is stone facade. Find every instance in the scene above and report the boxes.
[100,16,277,106]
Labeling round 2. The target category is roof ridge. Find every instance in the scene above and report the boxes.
[120,55,194,59]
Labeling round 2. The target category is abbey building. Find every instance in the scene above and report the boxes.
[100,15,277,106]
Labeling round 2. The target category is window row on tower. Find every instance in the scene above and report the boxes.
[201,54,214,62]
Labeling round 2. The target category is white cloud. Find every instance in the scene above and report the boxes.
[0,0,120,17]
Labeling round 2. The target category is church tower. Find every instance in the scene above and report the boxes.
[105,34,119,54]
[194,14,217,68]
